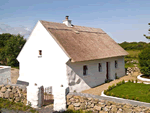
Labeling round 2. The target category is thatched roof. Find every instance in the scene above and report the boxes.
[40,20,128,62]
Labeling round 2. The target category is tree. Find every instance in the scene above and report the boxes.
[0,33,12,48]
[139,48,150,76]
[143,23,150,39]
[0,33,26,67]
[139,23,150,76]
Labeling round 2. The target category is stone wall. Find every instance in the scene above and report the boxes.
[0,84,27,104]
[67,94,150,112]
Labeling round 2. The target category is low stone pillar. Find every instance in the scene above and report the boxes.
[53,86,67,112]
[27,83,43,108]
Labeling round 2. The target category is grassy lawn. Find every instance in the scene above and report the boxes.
[106,82,150,103]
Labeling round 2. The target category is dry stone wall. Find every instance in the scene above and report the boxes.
[67,94,150,113]
[0,84,27,104]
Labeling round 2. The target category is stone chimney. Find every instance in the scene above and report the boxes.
[63,16,72,27]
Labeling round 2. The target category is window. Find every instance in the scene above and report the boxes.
[38,50,42,58]
[98,63,102,72]
[39,50,42,55]
[83,65,88,75]
[115,60,118,68]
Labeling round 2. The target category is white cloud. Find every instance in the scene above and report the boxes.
[0,23,31,36]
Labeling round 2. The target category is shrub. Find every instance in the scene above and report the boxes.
[131,79,134,83]
[116,95,119,97]
[106,92,110,96]
[132,96,135,100]
[111,92,114,96]
[126,95,129,99]
[135,97,139,101]
[108,86,112,91]
[122,80,125,84]
[104,90,107,94]
[111,84,115,89]
[128,80,131,83]
[135,79,138,83]
[139,48,150,76]
[122,95,125,98]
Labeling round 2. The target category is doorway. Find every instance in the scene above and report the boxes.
[106,62,109,79]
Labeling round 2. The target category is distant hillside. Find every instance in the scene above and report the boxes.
[119,41,150,50]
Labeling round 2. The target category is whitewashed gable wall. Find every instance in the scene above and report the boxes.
[17,21,69,90]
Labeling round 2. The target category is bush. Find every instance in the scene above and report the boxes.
[111,84,115,89]
[139,48,150,76]
[104,90,107,94]
[111,93,114,96]
[135,79,138,83]
[108,86,112,91]
[131,79,134,83]
[122,80,125,84]
[135,97,139,101]
[128,80,131,83]
[122,95,125,98]
[126,95,129,99]
[106,92,110,96]
[132,96,135,100]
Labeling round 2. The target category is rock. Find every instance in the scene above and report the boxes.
[8,98,13,102]
[4,91,10,98]
[0,85,4,88]
[6,85,11,89]
[7,88,12,92]
[111,107,118,112]
[9,92,13,98]
[123,108,133,113]
[0,92,4,98]
[94,106,101,110]
[67,102,71,105]
[14,93,19,97]
[12,88,17,93]
[80,103,86,110]
[88,98,92,101]
[15,97,21,102]
[90,103,94,108]
[1,87,7,93]
[103,107,109,112]
[73,103,80,107]
[68,105,75,110]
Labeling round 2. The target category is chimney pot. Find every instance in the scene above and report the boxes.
[66,16,69,20]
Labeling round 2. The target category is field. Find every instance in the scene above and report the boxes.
[124,50,141,68]
[107,82,150,103]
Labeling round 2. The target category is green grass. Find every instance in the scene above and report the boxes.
[107,82,150,103]
[126,50,141,59]
[0,98,38,113]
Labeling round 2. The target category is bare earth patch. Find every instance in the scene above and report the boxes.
[11,68,19,84]
[82,71,144,96]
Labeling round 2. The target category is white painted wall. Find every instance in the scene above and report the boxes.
[53,86,67,111]
[66,56,125,92]
[17,21,69,92]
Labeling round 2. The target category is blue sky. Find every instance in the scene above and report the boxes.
[0,0,150,43]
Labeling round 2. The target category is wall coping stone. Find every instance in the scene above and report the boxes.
[68,92,150,107]
[137,74,150,82]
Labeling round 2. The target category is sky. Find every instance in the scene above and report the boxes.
[0,0,150,43]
